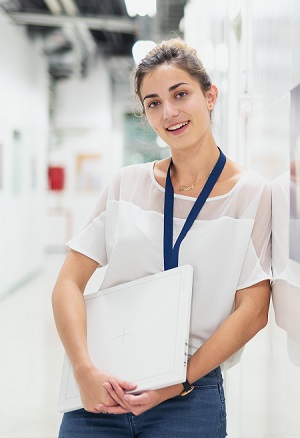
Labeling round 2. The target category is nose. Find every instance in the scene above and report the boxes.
[163,100,179,120]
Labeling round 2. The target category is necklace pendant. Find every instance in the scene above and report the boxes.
[179,184,195,191]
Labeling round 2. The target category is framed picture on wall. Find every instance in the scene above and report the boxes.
[75,154,103,191]
[289,84,300,263]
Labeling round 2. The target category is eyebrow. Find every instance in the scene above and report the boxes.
[142,82,188,103]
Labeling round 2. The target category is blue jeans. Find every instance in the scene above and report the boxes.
[58,367,227,437]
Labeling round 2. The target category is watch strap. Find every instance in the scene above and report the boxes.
[180,379,195,396]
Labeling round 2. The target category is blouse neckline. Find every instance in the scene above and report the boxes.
[149,161,250,201]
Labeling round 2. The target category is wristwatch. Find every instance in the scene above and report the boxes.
[180,379,195,396]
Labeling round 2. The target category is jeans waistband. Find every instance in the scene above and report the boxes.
[193,366,223,387]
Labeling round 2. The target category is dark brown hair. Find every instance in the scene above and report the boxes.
[133,38,212,107]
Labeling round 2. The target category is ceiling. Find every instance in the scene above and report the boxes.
[1,0,187,80]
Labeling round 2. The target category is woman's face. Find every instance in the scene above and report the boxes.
[140,64,217,152]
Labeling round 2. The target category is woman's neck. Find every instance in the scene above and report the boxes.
[170,143,220,187]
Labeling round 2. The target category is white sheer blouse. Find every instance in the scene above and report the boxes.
[67,161,272,369]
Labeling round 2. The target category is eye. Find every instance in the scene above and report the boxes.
[175,91,187,99]
[147,100,160,109]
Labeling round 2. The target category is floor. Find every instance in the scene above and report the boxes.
[0,254,65,438]
[0,253,107,438]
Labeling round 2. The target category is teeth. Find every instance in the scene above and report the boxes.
[167,121,188,131]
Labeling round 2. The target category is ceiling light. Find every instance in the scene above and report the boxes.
[124,0,157,17]
[132,40,156,64]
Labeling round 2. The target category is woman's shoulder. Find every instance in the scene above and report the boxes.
[226,158,271,192]
[239,168,271,193]
[217,158,246,194]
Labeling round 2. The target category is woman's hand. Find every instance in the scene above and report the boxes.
[98,379,182,416]
[74,365,137,414]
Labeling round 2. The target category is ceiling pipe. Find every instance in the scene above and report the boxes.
[44,0,63,15]
[58,0,77,16]
[58,0,97,77]
[59,0,96,55]
[8,12,136,33]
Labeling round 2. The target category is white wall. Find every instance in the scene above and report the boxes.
[184,1,300,436]
[0,14,128,282]
[45,57,126,249]
[0,11,48,297]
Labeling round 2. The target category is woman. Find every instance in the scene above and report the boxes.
[53,38,271,437]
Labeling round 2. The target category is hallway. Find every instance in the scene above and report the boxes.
[1,1,300,436]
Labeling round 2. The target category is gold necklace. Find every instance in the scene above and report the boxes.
[172,167,211,191]
[178,180,203,191]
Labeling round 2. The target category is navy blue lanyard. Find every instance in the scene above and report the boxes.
[163,148,226,271]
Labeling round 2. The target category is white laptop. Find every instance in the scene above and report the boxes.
[58,265,193,413]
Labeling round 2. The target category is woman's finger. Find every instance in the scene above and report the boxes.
[116,378,137,392]
[109,379,147,413]
[123,392,150,406]
[110,379,129,400]
[103,382,126,408]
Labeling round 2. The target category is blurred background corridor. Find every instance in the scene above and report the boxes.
[1,0,300,436]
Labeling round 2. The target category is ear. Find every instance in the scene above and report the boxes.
[206,84,218,110]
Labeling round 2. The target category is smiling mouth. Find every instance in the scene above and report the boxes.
[166,121,189,131]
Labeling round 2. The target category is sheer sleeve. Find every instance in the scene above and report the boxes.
[66,183,110,266]
[237,181,272,290]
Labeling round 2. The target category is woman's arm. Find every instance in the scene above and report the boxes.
[100,279,270,415]
[52,249,136,413]
[186,279,270,382]
[52,250,98,371]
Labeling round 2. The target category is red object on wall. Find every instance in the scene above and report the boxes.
[48,166,65,191]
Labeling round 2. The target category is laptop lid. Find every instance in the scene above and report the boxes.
[58,264,193,413]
